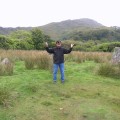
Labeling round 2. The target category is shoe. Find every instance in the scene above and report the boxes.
[53,81,57,84]
[61,80,65,84]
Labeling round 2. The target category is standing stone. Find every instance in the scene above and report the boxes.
[112,47,120,64]
[0,58,13,75]
[1,58,10,65]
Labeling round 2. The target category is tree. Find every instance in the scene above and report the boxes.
[31,28,44,50]
[9,30,34,50]
[31,28,52,50]
[0,35,13,49]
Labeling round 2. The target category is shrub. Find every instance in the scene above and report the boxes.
[0,63,13,76]
[24,53,36,70]
[23,51,52,71]
[66,52,111,64]
[24,58,35,70]
[94,42,120,52]
[35,53,52,70]
[97,63,120,79]
[65,52,86,63]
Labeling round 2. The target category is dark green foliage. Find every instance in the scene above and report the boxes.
[0,29,52,50]
[9,30,34,50]
[0,35,13,49]
[67,28,120,41]
[31,28,52,50]
[0,19,120,51]
[62,40,120,52]
[93,42,120,52]
[15,40,34,50]
[31,28,44,50]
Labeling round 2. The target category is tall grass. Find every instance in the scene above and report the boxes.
[0,50,52,71]
[65,51,112,63]
[97,63,120,79]
[0,49,112,74]
[35,52,52,70]
[24,54,36,69]
[0,49,23,61]
[0,61,13,76]
[0,50,112,63]
[23,51,52,70]
[65,51,86,63]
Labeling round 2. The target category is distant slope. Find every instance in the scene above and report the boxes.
[0,27,32,35]
[40,18,104,40]
[0,18,105,40]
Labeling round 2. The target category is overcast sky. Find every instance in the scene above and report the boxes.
[0,0,120,27]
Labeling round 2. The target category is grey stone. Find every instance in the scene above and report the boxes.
[112,47,120,64]
[1,58,11,65]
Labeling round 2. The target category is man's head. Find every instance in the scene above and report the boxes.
[56,41,62,48]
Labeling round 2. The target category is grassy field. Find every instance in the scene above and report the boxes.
[0,50,120,120]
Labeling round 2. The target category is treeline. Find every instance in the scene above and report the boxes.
[62,40,120,52]
[74,40,120,52]
[64,28,120,41]
[0,28,53,50]
[0,27,120,52]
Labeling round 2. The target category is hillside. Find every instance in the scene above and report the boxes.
[41,18,103,30]
[0,27,32,35]
[40,18,104,40]
[0,18,105,40]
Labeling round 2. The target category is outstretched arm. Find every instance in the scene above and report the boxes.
[45,42,54,53]
[71,44,74,48]
[63,44,74,54]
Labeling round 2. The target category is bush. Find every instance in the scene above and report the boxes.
[35,53,52,70]
[24,58,35,70]
[0,63,13,76]
[93,42,120,52]
[97,63,120,79]
[23,51,52,71]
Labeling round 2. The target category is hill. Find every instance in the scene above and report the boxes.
[40,18,104,40]
[0,27,32,35]
[0,18,105,40]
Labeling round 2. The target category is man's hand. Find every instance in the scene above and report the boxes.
[45,42,48,47]
[71,44,74,48]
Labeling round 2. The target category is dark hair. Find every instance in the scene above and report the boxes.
[56,41,61,44]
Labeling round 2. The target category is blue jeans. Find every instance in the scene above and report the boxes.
[53,63,64,82]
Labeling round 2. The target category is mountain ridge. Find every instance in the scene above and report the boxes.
[39,18,105,40]
[41,18,103,27]
[0,18,106,40]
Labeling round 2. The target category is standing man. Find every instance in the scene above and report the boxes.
[45,41,74,83]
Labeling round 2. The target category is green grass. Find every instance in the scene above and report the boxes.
[0,61,120,120]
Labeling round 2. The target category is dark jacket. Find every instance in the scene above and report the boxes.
[46,47,72,64]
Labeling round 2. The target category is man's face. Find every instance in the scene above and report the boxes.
[56,41,61,47]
